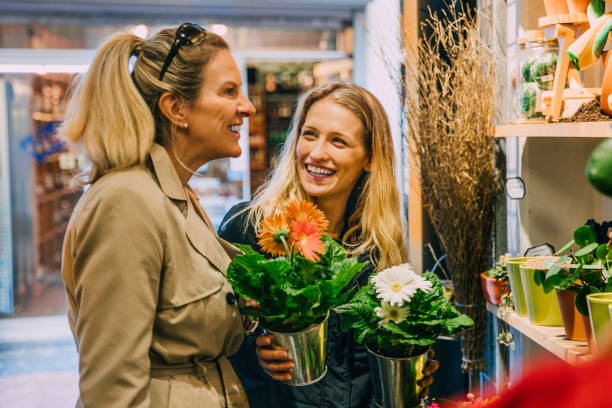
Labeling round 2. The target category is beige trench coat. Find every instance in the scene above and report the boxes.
[61,144,248,407]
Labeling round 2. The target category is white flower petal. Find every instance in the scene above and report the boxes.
[372,263,432,306]
[375,301,409,326]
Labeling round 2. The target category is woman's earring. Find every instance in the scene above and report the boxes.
[183,122,189,129]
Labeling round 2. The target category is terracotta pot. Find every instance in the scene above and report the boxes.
[480,272,509,306]
[556,289,587,341]
[581,313,596,353]
[566,0,591,14]
[543,0,569,16]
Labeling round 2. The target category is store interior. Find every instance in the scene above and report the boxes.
[1,0,612,406]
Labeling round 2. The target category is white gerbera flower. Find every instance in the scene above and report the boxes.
[371,263,432,306]
[374,301,410,325]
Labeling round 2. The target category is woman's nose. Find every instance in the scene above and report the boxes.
[239,94,256,117]
[309,140,329,160]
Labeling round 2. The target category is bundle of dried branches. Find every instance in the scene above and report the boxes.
[403,1,499,373]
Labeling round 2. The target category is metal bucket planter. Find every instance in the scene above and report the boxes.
[266,313,328,386]
[365,344,427,408]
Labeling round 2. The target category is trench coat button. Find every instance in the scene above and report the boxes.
[226,292,236,305]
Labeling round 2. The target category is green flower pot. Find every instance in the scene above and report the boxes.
[586,292,612,353]
[519,264,562,326]
[506,257,537,316]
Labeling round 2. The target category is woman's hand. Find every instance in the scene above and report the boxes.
[255,334,295,381]
[417,348,440,399]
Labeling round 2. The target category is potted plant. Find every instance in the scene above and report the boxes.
[480,254,510,306]
[227,199,365,385]
[541,223,612,343]
[335,264,473,408]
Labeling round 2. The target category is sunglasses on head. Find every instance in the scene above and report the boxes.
[158,22,207,81]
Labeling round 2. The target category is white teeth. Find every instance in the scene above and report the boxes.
[307,164,333,176]
[229,124,241,132]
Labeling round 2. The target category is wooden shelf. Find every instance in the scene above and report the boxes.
[495,121,612,138]
[35,185,82,205]
[488,303,593,365]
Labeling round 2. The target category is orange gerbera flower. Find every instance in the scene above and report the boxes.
[258,212,291,257]
[284,200,329,233]
[291,219,325,261]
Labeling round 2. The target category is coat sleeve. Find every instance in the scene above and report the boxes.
[218,202,272,387]
[69,185,165,407]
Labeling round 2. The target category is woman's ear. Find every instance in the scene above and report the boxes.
[363,156,372,172]
[158,92,187,128]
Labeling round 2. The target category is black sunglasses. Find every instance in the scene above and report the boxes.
[158,22,207,81]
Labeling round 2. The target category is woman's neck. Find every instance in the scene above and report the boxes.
[316,199,346,239]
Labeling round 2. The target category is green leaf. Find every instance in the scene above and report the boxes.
[575,242,599,258]
[595,244,612,262]
[574,225,597,247]
[543,273,563,294]
[555,239,575,256]
[575,285,600,316]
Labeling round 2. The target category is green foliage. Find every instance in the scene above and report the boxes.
[542,224,611,315]
[334,272,473,358]
[485,257,508,280]
[530,52,557,90]
[227,236,366,332]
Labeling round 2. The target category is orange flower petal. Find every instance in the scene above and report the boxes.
[258,212,290,257]
[284,200,329,233]
[291,219,325,261]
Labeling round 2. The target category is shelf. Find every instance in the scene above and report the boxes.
[495,121,612,138]
[39,221,69,245]
[35,185,82,205]
[488,303,592,365]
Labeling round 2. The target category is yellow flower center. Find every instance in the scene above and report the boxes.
[390,281,403,293]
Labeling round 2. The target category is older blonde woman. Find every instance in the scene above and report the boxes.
[60,23,255,407]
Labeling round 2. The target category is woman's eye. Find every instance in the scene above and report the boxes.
[224,87,237,96]
[333,137,348,146]
[301,130,316,139]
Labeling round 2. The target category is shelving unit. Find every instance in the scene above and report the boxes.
[248,84,267,193]
[487,304,592,365]
[265,91,298,167]
[496,121,612,137]
[30,73,82,281]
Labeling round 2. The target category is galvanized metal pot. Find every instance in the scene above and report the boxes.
[266,313,328,386]
[366,344,427,408]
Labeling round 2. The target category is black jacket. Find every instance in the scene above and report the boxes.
[218,202,376,408]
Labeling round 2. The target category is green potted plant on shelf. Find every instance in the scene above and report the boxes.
[540,223,612,342]
[480,254,510,306]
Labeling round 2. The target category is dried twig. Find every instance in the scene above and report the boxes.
[402,1,499,373]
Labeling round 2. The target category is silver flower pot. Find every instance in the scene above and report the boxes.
[266,314,328,386]
[366,344,427,408]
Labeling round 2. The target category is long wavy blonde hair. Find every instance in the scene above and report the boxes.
[246,82,407,271]
[59,25,228,183]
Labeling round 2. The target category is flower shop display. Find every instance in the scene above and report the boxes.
[335,264,473,408]
[226,199,365,385]
[480,254,510,306]
[538,224,611,343]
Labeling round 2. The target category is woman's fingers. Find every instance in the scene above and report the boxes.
[255,334,294,381]
[423,358,440,376]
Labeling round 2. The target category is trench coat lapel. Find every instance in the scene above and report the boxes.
[149,144,237,274]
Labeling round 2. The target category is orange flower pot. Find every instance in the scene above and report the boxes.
[480,272,509,306]
[556,289,587,341]
[543,0,569,16]
[566,0,591,14]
